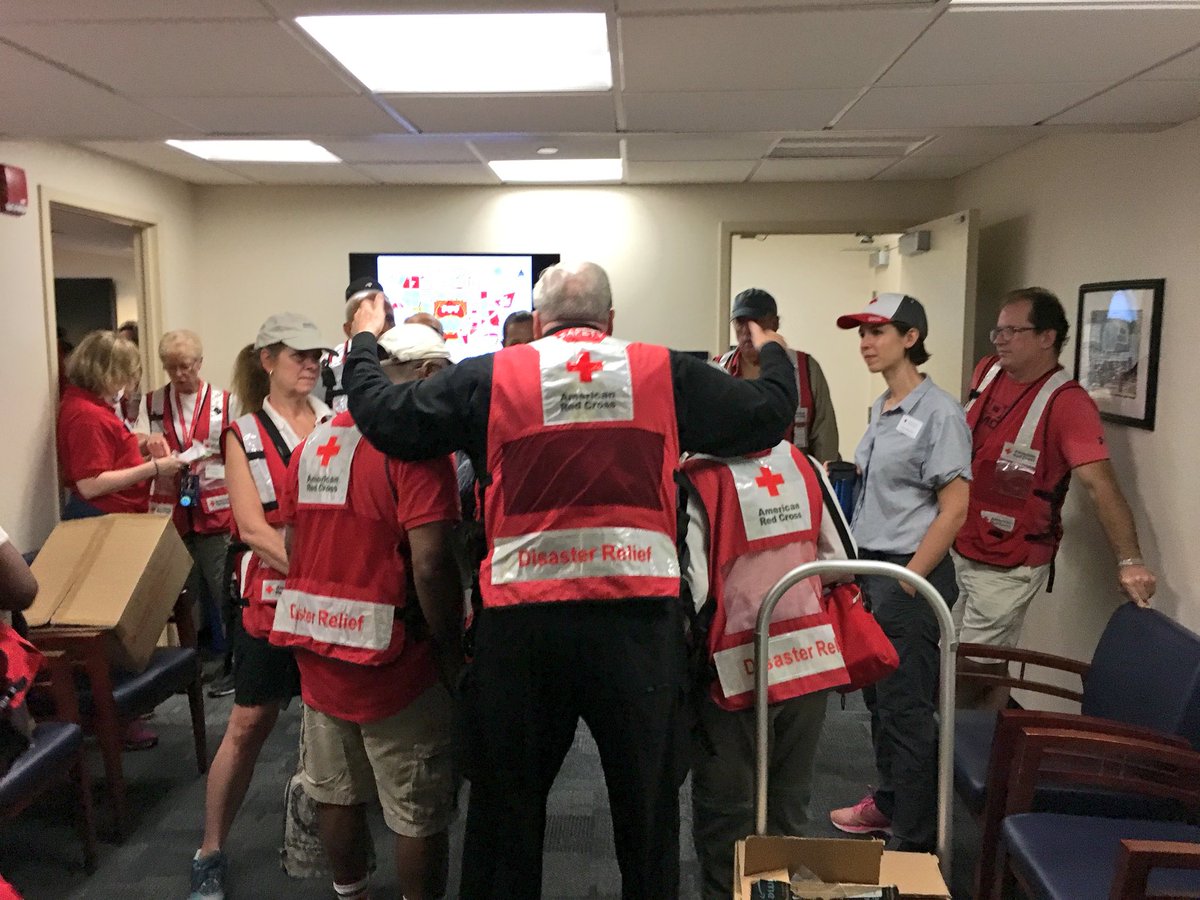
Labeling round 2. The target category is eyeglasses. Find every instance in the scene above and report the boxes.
[989,326,1037,342]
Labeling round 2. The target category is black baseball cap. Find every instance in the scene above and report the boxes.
[346,277,384,301]
[730,288,777,321]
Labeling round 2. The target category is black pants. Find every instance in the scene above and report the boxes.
[459,600,688,900]
[860,551,957,853]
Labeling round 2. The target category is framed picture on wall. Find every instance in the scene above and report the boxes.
[1074,279,1164,430]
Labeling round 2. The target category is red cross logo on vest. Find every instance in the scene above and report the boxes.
[315,436,341,467]
[755,465,785,497]
[566,350,603,383]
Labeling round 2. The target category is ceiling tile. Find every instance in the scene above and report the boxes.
[873,154,988,180]
[380,94,616,133]
[751,158,895,182]
[882,8,1200,87]
[626,160,755,183]
[1141,45,1200,81]
[837,83,1107,129]
[319,136,479,164]
[138,96,403,137]
[356,163,500,185]
[216,162,376,184]
[0,66,198,140]
[1045,80,1200,126]
[620,8,935,92]
[469,135,620,161]
[0,21,357,97]
[905,127,1041,157]
[0,1,270,23]
[624,133,777,161]
[83,141,254,183]
[624,90,856,132]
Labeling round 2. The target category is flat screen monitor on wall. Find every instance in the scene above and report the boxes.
[349,253,560,362]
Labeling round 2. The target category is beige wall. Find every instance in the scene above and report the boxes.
[188,181,952,388]
[952,119,1200,679]
[0,141,195,550]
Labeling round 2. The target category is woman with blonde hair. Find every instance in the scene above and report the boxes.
[58,330,185,519]
[189,313,332,900]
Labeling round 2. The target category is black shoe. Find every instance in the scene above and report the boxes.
[207,672,236,699]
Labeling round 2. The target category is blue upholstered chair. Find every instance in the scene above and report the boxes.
[0,651,98,872]
[988,725,1200,900]
[956,605,1200,898]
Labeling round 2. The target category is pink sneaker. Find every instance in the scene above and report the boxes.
[830,794,892,835]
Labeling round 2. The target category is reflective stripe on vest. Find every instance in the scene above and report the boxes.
[713,622,844,702]
[272,589,395,651]
[235,413,278,508]
[490,526,679,585]
[964,362,1002,415]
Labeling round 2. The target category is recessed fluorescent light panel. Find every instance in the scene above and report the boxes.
[488,158,623,183]
[297,13,612,93]
[166,140,340,163]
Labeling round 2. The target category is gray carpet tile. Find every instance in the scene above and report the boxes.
[0,691,978,898]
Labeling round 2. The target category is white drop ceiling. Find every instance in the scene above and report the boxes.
[0,0,1197,185]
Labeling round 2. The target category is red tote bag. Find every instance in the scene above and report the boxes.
[821,582,899,692]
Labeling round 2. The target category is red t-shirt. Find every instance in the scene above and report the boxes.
[968,359,1110,478]
[283,445,460,724]
[57,384,150,514]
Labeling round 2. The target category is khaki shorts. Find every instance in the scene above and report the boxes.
[951,549,1051,647]
[300,683,458,837]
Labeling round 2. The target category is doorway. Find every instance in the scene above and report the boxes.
[726,211,979,460]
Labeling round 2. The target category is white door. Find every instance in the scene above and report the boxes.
[871,209,979,400]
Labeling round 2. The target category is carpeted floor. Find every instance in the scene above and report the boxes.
[0,690,980,898]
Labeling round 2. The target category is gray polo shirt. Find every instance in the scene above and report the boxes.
[850,376,971,555]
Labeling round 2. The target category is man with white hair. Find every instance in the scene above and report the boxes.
[145,329,238,693]
[344,260,798,900]
[275,322,461,900]
[322,277,396,413]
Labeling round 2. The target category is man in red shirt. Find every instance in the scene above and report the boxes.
[953,287,1157,708]
[275,322,461,900]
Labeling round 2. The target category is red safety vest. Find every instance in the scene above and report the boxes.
[226,412,291,639]
[956,357,1076,568]
[146,383,232,534]
[271,414,409,666]
[684,442,849,711]
[482,327,680,607]
[719,348,814,450]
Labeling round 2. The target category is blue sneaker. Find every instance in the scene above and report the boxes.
[189,850,227,900]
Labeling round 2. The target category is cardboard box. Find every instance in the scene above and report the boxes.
[27,514,193,672]
[735,836,950,900]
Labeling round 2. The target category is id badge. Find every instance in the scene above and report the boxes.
[994,442,1040,499]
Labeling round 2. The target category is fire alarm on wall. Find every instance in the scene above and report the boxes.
[1,165,29,216]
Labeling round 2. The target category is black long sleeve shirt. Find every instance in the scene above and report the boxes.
[344,331,798,474]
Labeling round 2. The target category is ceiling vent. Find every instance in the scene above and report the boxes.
[766,136,927,160]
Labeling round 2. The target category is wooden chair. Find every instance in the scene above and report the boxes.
[0,650,98,872]
[988,726,1200,900]
[32,590,207,837]
[955,605,1200,896]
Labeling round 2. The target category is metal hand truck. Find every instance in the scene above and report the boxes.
[754,560,957,880]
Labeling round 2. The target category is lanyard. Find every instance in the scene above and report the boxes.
[173,383,209,449]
